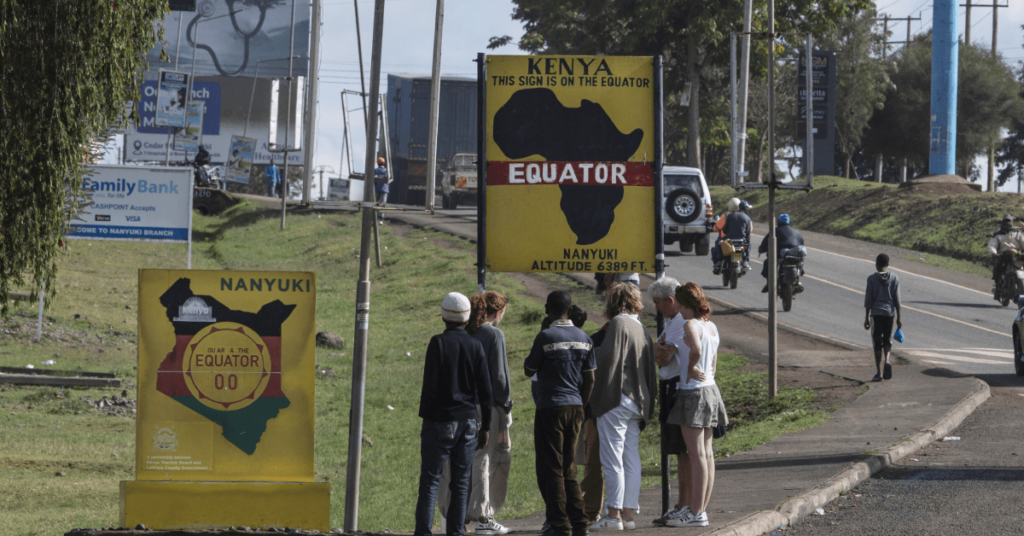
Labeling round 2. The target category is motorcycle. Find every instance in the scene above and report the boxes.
[720,238,749,289]
[777,246,807,312]
[993,251,1024,307]
[185,158,222,190]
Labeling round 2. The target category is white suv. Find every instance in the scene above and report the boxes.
[663,166,713,255]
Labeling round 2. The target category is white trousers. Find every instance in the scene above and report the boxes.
[597,403,643,510]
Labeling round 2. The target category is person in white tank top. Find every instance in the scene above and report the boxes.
[661,282,721,528]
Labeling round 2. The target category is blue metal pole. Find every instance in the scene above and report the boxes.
[929,0,958,175]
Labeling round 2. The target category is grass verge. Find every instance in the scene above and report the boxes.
[3,201,846,534]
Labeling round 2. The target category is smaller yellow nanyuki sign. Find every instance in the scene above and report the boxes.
[123,269,328,531]
[485,55,657,273]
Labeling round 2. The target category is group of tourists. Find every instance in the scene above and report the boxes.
[414,275,727,536]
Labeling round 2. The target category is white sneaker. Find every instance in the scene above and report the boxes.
[622,519,635,530]
[589,517,624,531]
[475,518,510,535]
[666,511,708,528]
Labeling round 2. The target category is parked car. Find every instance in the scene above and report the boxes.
[663,165,713,255]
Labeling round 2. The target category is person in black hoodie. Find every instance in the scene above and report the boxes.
[414,292,493,536]
[864,254,902,382]
[758,213,805,293]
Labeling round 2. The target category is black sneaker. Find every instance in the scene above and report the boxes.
[761,284,769,293]
[712,263,722,275]
[794,283,805,294]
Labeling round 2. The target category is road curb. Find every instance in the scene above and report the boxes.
[705,377,991,536]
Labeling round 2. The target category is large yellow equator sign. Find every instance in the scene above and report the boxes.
[485,55,657,273]
[183,323,271,411]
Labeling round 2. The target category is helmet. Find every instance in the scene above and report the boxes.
[377,156,386,165]
[1003,214,1014,224]
[778,213,790,225]
[727,197,740,212]
[739,200,752,212]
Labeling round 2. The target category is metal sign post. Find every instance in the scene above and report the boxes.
[344,0,386,530]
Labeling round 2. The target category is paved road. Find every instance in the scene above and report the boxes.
[411,208,1017,380]
[663,233,1016,379]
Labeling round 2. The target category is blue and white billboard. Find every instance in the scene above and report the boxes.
[67,166,193,243]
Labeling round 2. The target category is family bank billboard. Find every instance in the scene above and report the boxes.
[66,166,192,243]
[484,55,658,273]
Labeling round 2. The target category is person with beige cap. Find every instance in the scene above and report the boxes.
[414,292,494,536]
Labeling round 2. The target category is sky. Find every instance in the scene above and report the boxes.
[102,0,1024,194]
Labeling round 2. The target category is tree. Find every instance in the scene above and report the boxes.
[864,34,1024,180]
[996,59,1024,188]
[490,0,873,182]
[0,0,165,316]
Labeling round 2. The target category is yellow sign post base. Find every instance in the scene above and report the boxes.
[119,481,330,531]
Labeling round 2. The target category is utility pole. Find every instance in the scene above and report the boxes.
[424,0,445,211]
[930,0,958,176]
[314,164,334,200]
[965,0,972,44]
[886,14,921,184]
[767,0,777,398]
[344,0,385,530]
[737,0,753,184]
[301,0,323,205]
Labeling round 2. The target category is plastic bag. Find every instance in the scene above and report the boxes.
[893,326,905,343]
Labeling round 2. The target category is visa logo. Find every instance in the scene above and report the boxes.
[126,216,141,222]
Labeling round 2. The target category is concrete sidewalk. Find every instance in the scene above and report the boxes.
[500,355,988,536]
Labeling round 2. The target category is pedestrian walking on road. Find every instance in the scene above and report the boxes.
[648,276,693,526]
[864,253,902,382]
[525,291,596,536]
[665,282,721,528]
[588,283,657,531]
[413,292,493,536]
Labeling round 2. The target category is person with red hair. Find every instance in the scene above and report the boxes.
[664,282,721,528]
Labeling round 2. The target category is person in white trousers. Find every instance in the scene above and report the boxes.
[588,283,656,530]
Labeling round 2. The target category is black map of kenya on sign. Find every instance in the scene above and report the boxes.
[493,87,644,245]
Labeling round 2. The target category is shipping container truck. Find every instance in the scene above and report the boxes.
[385,74,477,205]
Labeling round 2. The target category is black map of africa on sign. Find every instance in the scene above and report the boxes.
[493,87,644,245]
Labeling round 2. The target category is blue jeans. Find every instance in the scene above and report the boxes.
[415,419,478,536]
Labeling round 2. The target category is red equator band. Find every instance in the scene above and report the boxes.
[487,161,653,186]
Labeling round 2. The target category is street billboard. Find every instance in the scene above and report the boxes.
[125,75,304,166]
[145,4,310,80]
[66,166,192,243]
[156,70,189,128]
[796,51,837,174]
[173,101,205,152]
[225,135,256,183]
[485,55,656,273]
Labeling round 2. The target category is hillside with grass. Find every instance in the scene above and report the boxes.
[2,201,847,534]
[710,176,1024,277]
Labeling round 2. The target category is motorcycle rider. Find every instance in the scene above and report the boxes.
[711,198,739,275]
[715,199,753,276]
[986,214,1024,296]
[192,145,212,187]
[758,213,805,294]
